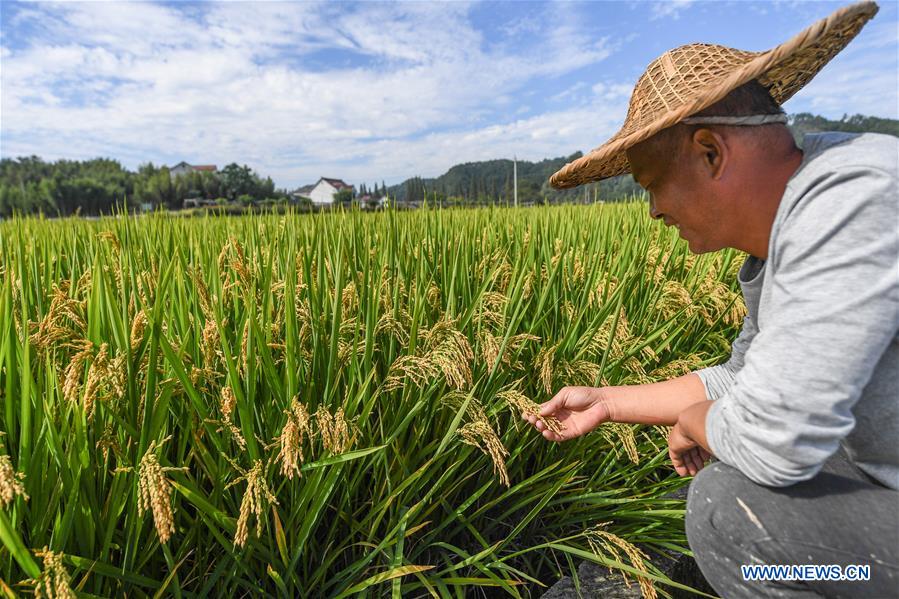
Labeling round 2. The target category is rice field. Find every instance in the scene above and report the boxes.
[0,202,745,597]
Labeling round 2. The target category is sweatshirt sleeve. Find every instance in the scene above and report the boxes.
[705,165,899,487]
[693,308,758,401]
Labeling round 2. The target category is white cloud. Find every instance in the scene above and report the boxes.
[1,1,623,188]
[3,0,893,191]
[650,0,696,21]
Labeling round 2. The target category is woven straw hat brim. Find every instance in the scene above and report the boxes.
[549,1,879,189]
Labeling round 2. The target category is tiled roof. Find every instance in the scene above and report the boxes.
[321,177,353,190]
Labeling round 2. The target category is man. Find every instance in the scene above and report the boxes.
[525,2,898,596]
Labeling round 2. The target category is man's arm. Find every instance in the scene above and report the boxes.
[531,374,710,441]
[705,165,899,487]
[603,373,708,426]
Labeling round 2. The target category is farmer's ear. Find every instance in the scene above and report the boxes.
[691,128,728,181]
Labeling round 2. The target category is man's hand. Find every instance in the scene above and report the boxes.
[669,400,715,476]
[524,386,611,442]
[668,421,712,476]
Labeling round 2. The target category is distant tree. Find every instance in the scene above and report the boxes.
[789,113,899,141]
[220,163,256,200]
[334,188,354,205]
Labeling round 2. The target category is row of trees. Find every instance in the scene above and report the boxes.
[789,113,899,139]
[0,157,286,217]
[355,181,388,198]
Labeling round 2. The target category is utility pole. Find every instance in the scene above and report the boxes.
[513,155,518,208]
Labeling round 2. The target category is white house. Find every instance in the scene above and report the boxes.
[169,161,218,179]
[291,184,316,202]
[308,177,354,206]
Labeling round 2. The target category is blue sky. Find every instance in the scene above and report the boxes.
[1,1,896,190]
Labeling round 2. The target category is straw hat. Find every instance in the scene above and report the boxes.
[549,1,879,189]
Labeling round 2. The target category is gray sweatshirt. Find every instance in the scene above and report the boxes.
[696,131,899,490]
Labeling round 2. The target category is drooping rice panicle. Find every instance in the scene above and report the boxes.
[586,523,657,599]
[231,459,278,548]
[31,547,76,599]
[0,454,28,507]
[497,387,565,436]
[278,397,312,479]
[459,420,510,488]
[136,437,187,544]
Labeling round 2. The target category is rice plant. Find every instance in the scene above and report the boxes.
[0,202,744,597]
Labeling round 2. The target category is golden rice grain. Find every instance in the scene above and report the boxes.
[97,230,122,253]
[137,438,187,544]
[232,459,278,549]
[496,388,565,436]
[220,386,246,449]
[0,454,28,507]
[599,422,640,464]
[315,405,353,454]
[32,547,76,599]
[130,309,148,351]
[459,420,509,487]
[278,398,312,479]
[62,342,92,406]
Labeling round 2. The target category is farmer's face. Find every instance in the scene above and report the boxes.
[627,131,728,254]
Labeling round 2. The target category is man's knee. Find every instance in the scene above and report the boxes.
[687,462,744,539]
[685,462,777,597]
[686,462,772,562]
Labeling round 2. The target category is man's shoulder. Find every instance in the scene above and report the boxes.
[774,131,897,251]
[798,131,898,178]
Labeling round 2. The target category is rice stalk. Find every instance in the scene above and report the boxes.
[585,523,657,599]
[598,422,640,464]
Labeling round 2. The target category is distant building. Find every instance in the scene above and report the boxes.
[360,195,387,210]
[170,162,218,178]
[291,184,316,202]
[308,177,354,206]
[183,198,218,209]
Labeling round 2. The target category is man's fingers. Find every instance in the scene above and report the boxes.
[684,449,697,476]
[542,429,565,442]
[669,448,685,476]
[688,450,702,475]
[539,390,568,417]
[683,448,709,476]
